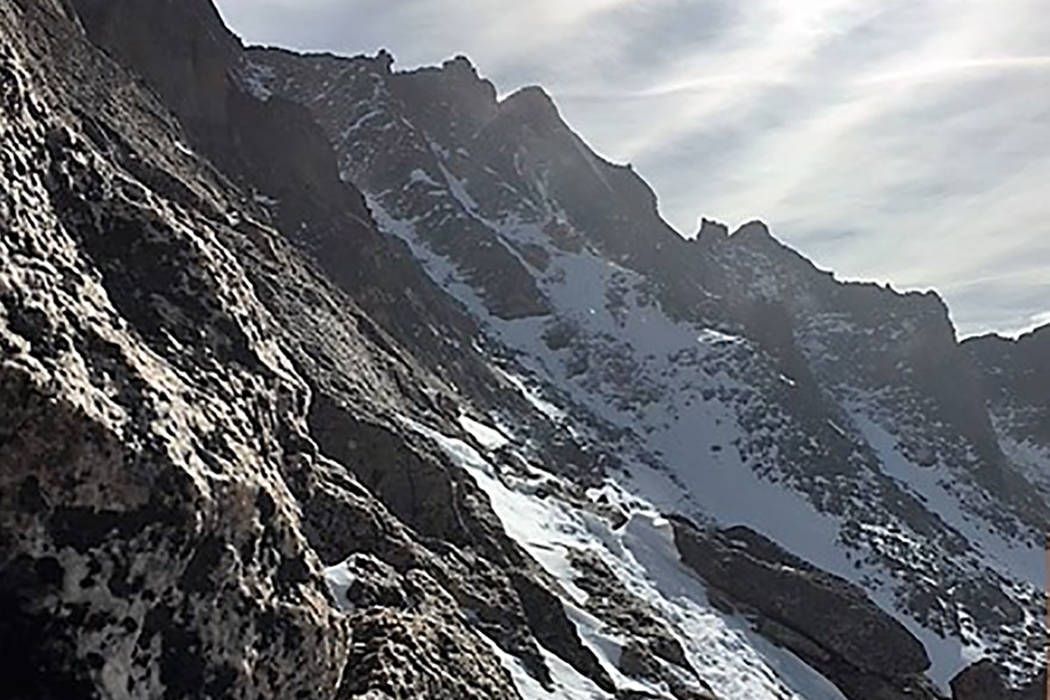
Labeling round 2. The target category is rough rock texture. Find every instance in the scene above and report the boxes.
[963,324,1050,501]
[1,3,350,694]
[4,0,1047,698]
[251,38,1046,689]
[964,325,1050,432]
[568,549,717,700]
[671,519,937,700]
[244,48,551,320]
[67,0,505,409]
[950,660,1010,700]
[0,2,598,698]
[703,222,1047,535]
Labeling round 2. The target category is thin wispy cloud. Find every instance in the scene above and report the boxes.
[215,0,1050,338]
[860,55,1050,84]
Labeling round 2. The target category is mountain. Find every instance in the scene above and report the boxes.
[1,1,1045,699]
[248,42,1048,690]
[964,325,1050,499]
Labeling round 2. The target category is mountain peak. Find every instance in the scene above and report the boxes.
[440,53,480,78]
[9,2,1046,698]
[695,217,729,245]
[498,85,561,127]
[1020,321,1050,344]
[375,48,394,73]
[731,219,774,241]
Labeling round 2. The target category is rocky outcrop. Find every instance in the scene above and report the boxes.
[671,519,936,700]
[250,27,1047,690]
[245,48,551,320]
[327,558,519,700]
[0,2,547,697]
[4,0,1047,697]
[704,220,1048,539]
[965,324,1050,428]
[2,3,350,695]
[568,549,718,700]
[306,393,621,691]
[950,660,1010,700]
[964,325,1050,498]
[66,0,506,409]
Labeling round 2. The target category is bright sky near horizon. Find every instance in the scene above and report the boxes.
[215,0,1050,338]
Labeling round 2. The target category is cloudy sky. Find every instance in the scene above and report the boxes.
[215,0,1049,338]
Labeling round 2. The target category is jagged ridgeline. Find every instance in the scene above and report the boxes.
[0,1,1046,699]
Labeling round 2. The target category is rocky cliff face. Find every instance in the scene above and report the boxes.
[964,324,1050,503]
[1,2,620,698]
[249,40,1046,697]
[2,1,1045,699]
[672,520,938,699]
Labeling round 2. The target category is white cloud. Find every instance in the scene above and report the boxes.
[214,0,1050,337]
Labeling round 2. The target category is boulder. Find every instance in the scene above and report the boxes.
[671,519,937,700]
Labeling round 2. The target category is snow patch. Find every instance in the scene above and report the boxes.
[406,418,848,700]
[322,561,356,613]
[459,414,510,450]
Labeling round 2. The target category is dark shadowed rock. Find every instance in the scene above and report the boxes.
[512,571,615,693]
[950,660,1008,700]
[248,26,1047,690]
[671,519,935,700]
[951,660,1045,700]
[0,1,530,697]
[4,0,1047,697]
[66,0,511,408]
[695,217,729,246]
[964,324,1050,502]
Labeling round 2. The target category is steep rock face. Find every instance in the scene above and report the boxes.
[253,42,1046,691]
[1,2,605,698]
[568,548,718,700]
[246,48,550,320]
[1,3,349,695]
[68,0,502,408]
[69,0,363,227]
[65,0,239,137]
[5,1,1047,698]
[964,324,1050,499]
[672,520,935,700]
[67,7,647,693]
[700,223,1044,535]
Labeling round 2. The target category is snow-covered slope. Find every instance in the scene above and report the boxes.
[964,325,1050,503]
[251,47,1046,697]
[413,414,850,700]
[381,195,1041,690]
[8,2,1045,698]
